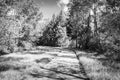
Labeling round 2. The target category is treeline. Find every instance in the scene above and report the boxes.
[0,0,120,61]
[36,0,120,61]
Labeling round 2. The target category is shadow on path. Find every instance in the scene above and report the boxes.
[29,66,90,80]
[70,49,91,80]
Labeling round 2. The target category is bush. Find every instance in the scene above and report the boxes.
[0,50,8,56]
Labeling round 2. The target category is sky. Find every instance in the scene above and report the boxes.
[35,0,61,19]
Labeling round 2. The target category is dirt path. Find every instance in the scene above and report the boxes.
[0,46,89,80]
[0,46,120,80]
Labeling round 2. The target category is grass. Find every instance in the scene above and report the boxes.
[79,56,120,80]
[0,49,85,80]
[0,47,120,80]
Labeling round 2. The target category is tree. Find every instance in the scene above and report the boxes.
[64,0,109,52]
[99,6,120,60]
[0,0,42,52]
[36,12,66,47]
[65,0,94,48]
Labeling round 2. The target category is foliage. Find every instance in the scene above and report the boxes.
[0,0,120,62]
[65,0,120,57]
[0,0,42,53]
[65,0,95,48]
[36,13,65,47]
[99,11,120,60]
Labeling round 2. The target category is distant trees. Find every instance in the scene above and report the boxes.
[36,15,59,46]
[36,11,68,47]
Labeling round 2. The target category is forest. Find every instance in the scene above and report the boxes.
[0,0,120,80]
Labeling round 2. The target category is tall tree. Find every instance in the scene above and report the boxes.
[65,0,93,48]
[65,0,107,49]
[37,12,66,47]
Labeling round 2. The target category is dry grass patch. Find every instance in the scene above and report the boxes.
[79,56,120,80]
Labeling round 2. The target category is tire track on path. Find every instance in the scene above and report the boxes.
[71,49,90,80]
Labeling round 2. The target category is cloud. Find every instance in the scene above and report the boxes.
[57,0,70,13]
[57,0,70,7]
[59,0,70,5]
[63,6,69,12]
[7,8,17,16]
